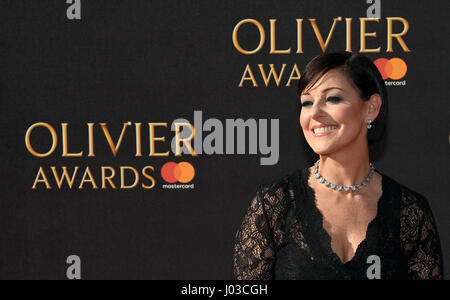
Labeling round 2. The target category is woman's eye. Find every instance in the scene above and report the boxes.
[326,96,341,103]
[301,97,340,107]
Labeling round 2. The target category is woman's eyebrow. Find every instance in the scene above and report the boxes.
[322,87,344,93]
[301,87,344,96]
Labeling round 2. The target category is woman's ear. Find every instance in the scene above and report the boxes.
[368,93,382,121]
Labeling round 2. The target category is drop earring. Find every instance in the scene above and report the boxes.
[366,119,372,129]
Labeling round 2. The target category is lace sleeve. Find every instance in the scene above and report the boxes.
[401,191,444,280]
[233,186,277,280]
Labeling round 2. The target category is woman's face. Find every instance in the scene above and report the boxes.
[299,69,373,156]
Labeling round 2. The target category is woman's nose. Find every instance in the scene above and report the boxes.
[311,101,325,118]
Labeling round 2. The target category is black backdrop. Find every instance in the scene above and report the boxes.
[0,0,448,279]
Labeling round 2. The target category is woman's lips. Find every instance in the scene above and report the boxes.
[311,125,339,137]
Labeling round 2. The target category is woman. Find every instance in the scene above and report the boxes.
[233,51,443,280]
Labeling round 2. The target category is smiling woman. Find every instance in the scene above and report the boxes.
[233,51,444,280]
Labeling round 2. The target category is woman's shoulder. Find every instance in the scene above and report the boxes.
[249,169,303,231]
[255,168,303,206]
[380,172,434,216]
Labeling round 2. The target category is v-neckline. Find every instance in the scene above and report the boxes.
[300,166,387,266]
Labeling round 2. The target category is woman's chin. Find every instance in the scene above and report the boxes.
[311,145,342,156]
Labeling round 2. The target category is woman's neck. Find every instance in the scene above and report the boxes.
[317,140,371,187]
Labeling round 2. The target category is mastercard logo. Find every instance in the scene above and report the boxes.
[374,58,407,80]
[161,162,195,183]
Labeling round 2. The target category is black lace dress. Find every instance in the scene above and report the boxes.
[233,167,444,280]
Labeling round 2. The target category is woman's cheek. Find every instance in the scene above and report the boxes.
[299,113,308,131]
[331,106,353,125]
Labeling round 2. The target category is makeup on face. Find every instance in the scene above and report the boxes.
[300,88,344,138]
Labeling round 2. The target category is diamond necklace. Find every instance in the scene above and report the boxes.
[313,159,375,192]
